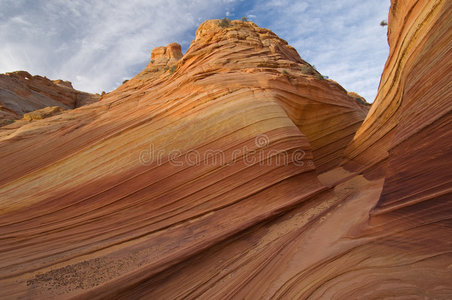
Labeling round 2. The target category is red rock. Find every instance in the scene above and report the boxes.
[22,106,66,122]
[0,1,450,298]
[346,0,452,233]
[151,42,183,61]
[0,71,100,126]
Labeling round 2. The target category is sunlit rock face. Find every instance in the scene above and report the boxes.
[0,71,99,127]
[0,0,451,298]
[344,0,451,233]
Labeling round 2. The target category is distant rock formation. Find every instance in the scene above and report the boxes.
[0,71,100,127]
[151,42,183,61]
[0,0,450,298]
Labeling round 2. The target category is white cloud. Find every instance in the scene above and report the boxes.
[0,0,390,102]
[245,0,391,102]
[0,0,234,93]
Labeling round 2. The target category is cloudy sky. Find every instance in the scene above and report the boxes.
[0,0,390,102]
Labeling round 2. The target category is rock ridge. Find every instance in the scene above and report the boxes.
[0,71,100,127]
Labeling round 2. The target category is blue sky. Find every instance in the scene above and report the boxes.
[0,0,390,102]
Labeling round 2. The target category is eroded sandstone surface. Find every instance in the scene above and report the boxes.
[0,0,450,298]
[0,71,99,127]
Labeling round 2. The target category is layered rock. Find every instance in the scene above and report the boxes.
[344,0,451,224]
[151,42,183,61]
[0,71,100,126]
[0,19,367,298]
[0,1,451,298]
[22,106,66,122]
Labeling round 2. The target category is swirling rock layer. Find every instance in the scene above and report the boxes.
[0,1,451,298]
[344,0,452,227]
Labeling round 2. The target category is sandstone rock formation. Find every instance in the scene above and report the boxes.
[344,0,452,221]
[22,106,66,122]
[0,71,100,126]
[0,0,450,298]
